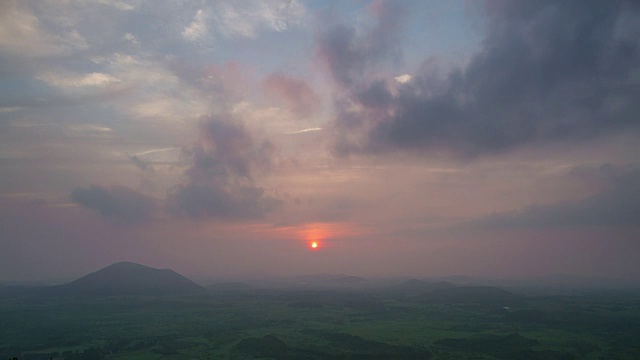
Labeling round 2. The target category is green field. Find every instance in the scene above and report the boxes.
[1,287,640,359]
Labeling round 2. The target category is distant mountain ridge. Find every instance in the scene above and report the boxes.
[207,282,252,291]
[49,262,204,296]
[326,276,368,285]
[415,286,521,304]
[295,273,348,284]
[390,279,455,296]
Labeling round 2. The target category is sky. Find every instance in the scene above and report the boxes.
[1,0,639,283]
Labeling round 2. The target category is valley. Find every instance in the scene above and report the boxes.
[1,264,639,359]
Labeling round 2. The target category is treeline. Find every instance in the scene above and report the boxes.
[2,337,164,360]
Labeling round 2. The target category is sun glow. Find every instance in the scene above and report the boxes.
[310,241,319,250]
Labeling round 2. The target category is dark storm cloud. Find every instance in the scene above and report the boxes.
[167,116,281,220]
[71,185,157,224]
[468,166,640,229]
[316,1,405,86]
[356,79,395,109]
[330,0,640,156]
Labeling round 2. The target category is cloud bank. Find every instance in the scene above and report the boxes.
[73,116,281,222]
[168,115,281,220]
[71,185,157,224]
[467,166,640,229]
[324,0,640,157]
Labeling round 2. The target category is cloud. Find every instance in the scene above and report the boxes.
[71,185,157,224]
[72,116,282,222]
[263,73,321,118]
[394,74,411,84]
[167,115,281,220]
[466,166,640,229]
[168,61,253,102]
[315,0,406,87]
[212,0,306,39]
[168,183,279,220]
[182,9,210,42]
[286,127,322,135]
[0,1,88,57]
[327,0,640,157]
[129,147,182,163]
[129,155,152,172]
[38,72,121,88]
[96,0,136,11]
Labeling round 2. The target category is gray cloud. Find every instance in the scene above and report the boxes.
[129,154,151,172]
[316,1,405,86]
[168,183,278,220]
[467,166,640,229]
[72,116,281,223]
[168,116,281,220]
[71,185,157,224]
[329,0,640,156]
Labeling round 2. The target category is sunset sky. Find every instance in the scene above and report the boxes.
[1,0,639,282]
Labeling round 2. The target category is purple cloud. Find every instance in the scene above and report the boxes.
[466,166,640,229]
[168,115,281,220]
[71,185,157,224]
[316,1,406,86]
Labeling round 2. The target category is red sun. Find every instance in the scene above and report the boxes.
[310,241,319,250]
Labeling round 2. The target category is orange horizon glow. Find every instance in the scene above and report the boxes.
[246,222,369,252]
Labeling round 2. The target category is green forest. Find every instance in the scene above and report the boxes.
[2,285,639,359]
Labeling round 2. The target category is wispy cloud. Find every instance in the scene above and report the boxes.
[264,74,321,118]
[182,9,210,42]
[0,2,88,57]
[286,128,322,135]
[213,0,306,38]
[38,72,121,88]
[96,0,136,11]
[131,147,182,158]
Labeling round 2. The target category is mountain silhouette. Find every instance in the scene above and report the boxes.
[49,262,204,296]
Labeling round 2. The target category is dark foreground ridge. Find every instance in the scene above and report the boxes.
[48,261,204,296]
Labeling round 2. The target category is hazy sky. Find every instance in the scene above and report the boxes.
[1,0,639,282]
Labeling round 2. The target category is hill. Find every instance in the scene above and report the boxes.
[295,273,348,284]
[326,276,368,285]
[0,285,46,298]
[49,262,204,296]
[389,279,455,296]
[415,286,521,305]
[207,282,252,291]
